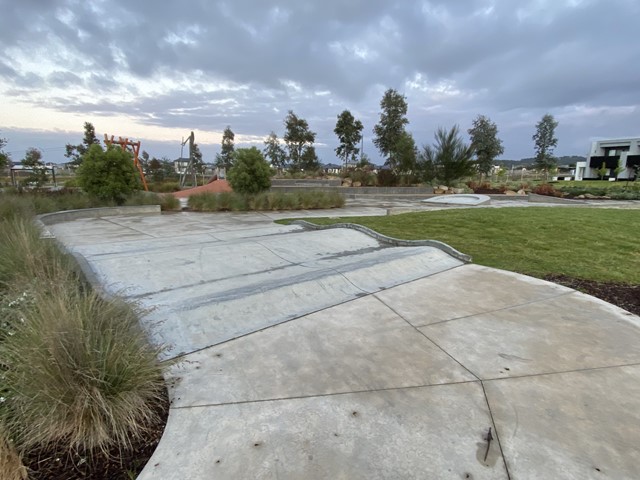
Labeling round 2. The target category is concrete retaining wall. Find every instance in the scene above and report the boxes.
[37,205,161,226]
[293,220,472,263]
[270,185,434,195]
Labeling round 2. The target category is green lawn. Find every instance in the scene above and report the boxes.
[286,207,640,284]
[552,179,637,189]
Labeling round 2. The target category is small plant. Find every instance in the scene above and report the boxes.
[597,162,608,181]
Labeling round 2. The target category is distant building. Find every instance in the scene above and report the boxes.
[323,163,342,174]
[173,158,190,174]
[575,138,640,180]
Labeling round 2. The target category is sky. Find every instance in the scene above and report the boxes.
[1,0,639,165]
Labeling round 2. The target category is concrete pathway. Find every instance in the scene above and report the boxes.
[47,205,640,480]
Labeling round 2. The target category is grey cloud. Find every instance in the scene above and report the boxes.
[2,0,639,160]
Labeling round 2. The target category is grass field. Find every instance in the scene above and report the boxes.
[288,207,640,284]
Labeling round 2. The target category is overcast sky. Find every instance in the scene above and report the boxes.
[2,0,639,165]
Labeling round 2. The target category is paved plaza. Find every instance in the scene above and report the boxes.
[45,202,640,479]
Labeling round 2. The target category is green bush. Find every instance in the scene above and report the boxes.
[227,147,271,194]
[77,145,141,204]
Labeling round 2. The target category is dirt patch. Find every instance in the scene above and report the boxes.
[172,179,232,198]
[544,274,640,317]
[21,387,169,480]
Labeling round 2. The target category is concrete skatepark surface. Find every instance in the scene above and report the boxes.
[46,202,640,479]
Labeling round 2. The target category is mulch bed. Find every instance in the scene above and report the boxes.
[544,274,640,317]
[21,387,170,480]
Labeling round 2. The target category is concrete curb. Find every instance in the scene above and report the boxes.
[292,220,472,263]
[527,193,588,204]
[36,205,161,226]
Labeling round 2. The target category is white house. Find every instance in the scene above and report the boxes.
[575,138,640,181]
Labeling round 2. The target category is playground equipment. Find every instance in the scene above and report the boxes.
[103,134,148,191]
[179,131,197,188]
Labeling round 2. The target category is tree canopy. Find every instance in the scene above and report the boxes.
[0,135,9,172]
[21,147,48,186]
[373,88,409,171]
[533,114,559,173]
[227,147,271,194]
[283,111,316,171]
[263,131,287,171]
[65,122,100,167]
[468,115,504,176]
[215,126,235,170]
[76,144,140,203]
[334,110,363,168]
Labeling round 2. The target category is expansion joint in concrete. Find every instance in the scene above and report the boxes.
[412,290,577,328]
[373,294,480,382]
[480,380,512,480]
[169,379,480,411]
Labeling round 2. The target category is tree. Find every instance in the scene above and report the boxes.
[419,125,476,186]
[77,144,140,203]
[372,88,409,171]
[468,115,504,177]
[532,114,559,176]
[334,110,363,168]
[283,111,316,171]
[227,147,271,194]
[139,150,150,174]
[300,145,320,172]
[192,143,205,175]
[263,131,287,172]
[394,131,418,175]
[215,126,235,170]
[65,122,100,167]
[147,157,165,183]
[0,135,10,173]
[22,147,48,186]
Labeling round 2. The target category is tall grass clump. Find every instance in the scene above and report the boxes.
[188,190,345,211]
[0,425,27,480]
[0,194,167,464]
[0,286,164,453]
[0,217,78,290]
[124,191,181,210]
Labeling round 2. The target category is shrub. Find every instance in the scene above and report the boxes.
[377,169,398,187]
[532,183,563,197]
[227,147,271,194]
[76,144,141,204]
[0,286,164,453]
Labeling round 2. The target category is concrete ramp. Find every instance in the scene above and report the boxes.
[51,216,463,359]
